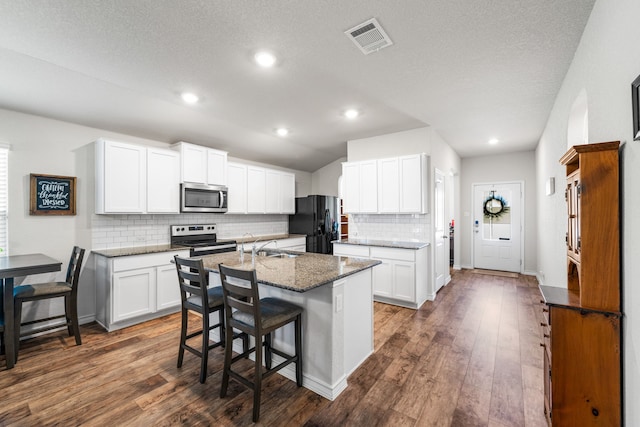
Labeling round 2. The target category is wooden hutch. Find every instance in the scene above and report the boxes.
[539,141,622,426]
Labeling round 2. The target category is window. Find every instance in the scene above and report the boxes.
[0,146,8,254]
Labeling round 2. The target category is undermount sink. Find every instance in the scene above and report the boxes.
[256,250,300,258]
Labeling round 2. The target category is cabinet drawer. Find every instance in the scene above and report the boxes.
[370,246,415,262]
[333,244,370,258]
[112,250,189,272]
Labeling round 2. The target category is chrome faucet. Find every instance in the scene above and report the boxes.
[252,240,278,263]
[239,232,255,262]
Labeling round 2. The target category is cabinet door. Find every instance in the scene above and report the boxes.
[181,143,207,184]
[207,149,227,185]
[265,169,281,213]
[280,172,295,214]
[147,147,180,213]
[102,140,146,213]
[393,261,416,302]
[372,258,393,297]
[342,163,360,213]
[156,264,181,310]
[378,157,399,213]
[359,160,378,213]
[227,162,247,213]
[247,166,266,213]
[399,154,424,213]
[112,268,155,322]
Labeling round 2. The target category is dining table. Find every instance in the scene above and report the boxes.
[0,253,62,369]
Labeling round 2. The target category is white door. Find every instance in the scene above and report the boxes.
[434,170,446,291]
[473,182,522,272]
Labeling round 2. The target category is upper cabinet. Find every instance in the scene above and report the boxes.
[96,139,180,214]
[342,160,378,213]
[343,154,428,214]
[227,162,295,215]
[172,141,227,185]
[147,147,180,213]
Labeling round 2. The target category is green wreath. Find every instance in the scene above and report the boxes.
[483,194,510,220]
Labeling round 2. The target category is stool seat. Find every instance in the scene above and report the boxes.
[185,286,223,309]
[232,297,303,331]
[14,282,72,298]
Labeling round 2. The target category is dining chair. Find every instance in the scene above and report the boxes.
[218,264,303,423]
[174,255,247,384]
[13,246,85,359]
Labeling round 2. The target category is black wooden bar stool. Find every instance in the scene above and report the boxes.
[174,256,246,384]
[218,264,303,423]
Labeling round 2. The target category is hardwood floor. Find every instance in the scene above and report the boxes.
[0,269,547,426]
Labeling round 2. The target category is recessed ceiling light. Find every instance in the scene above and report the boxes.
[276,127,289,137]
[181,92,199,104]
[344,109,359,119]
[255,51,276,68]
[488,138,499,145]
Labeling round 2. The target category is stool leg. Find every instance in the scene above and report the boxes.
[295,314,303,387]
[218,308,225,347]
[68,295,82,345]
[265,332,272,370]
[200,311,210,384]
[253,334,263,422]
[177,308,187,368]
[220,322,234,398]
[13,299,23,363]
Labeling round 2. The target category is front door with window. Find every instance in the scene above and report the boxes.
[473,182,522,272]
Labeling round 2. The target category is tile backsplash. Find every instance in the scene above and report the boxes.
[91,213,288,249]
[348,214,430,242]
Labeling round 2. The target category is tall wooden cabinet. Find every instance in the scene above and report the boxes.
[539,141,622,426]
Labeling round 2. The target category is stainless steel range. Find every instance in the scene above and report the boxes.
[170,224,237,256]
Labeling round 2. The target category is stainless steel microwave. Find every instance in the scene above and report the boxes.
[180,183,228,213]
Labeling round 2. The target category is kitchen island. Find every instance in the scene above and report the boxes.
[199,250,380,400]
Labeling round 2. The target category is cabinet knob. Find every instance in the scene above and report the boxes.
[543,334,550,338]
[540,343,545,348]
[542,308,549,313]
[540,322,547,327]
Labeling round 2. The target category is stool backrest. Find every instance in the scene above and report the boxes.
[67,246,85,295]
[174,256,209,305]
[218,264,261,334]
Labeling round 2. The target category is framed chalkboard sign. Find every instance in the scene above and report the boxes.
[30,174,76,215]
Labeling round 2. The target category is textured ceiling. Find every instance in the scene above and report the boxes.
[0,0,595,172]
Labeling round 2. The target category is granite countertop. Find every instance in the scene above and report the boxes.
[199,251,380,293]
[335,238,430,250]
[92,244,190,258]
[233,233,306,244]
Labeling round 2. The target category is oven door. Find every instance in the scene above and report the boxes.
[189,242,237,257]
[181,183,228,213]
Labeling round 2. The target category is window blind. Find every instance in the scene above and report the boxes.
[0,147,8,254]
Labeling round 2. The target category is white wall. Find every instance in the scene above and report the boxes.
[0,108,311,325]
[534,0,640,423]
[460,151,537,274]
[310,156,346,197]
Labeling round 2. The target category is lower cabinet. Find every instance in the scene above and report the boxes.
[540,297,622,426]
[333,243,430,308]
[96,250,189,331]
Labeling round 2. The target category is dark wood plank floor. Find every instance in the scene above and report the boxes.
[0,269,547,426]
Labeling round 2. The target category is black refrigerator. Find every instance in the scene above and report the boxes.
[288,195,339,254]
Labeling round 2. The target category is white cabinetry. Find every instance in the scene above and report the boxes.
[172,141,228,185]
[247,166,266,213]
[95,139,146,214]
[332,243,431,308]
[227,162,295,214]
[227,162,247,214]
[342,160,378,214]
[95,250,189,331]
[96,139,181,214]
[343,154,429,214]
[147,147,180,213]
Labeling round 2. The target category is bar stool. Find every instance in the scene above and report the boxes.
[174,256,247,384]
[218,264,303,423]
[13,246,85,359]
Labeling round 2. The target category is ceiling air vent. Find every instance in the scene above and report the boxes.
[345,18,393,55]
